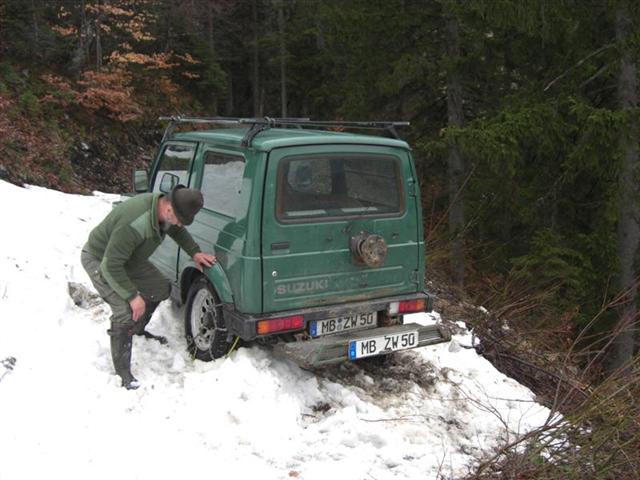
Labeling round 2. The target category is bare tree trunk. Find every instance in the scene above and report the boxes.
[71,0,90,73]
[30,0,39,55]
[251,0,260,116]
[226,74,234,115]
[95,15,102,71]
[259,85,265,117]
[163,0,172,51]
[207,0,218,115]
[610,3,640,374]
[81,0,89,60]
[445,12,466,293]
[207,1,215,55]
[313,15,326,115]
[277,0,287,118]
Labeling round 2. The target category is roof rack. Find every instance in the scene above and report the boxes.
[158,116,410,147]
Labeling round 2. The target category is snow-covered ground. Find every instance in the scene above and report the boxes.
[0,180,549,480]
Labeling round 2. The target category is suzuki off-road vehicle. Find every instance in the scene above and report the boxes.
[132,117,450,367]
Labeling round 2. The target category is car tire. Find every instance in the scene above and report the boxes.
[184,276,231,361]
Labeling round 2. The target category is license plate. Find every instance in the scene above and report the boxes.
[348,331,419,360]
[310,312,376,337]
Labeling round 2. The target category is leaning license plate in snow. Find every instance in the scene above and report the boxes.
[310,312,375,337]
[348,331,419,360]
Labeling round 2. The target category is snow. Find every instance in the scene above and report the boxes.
[0,180,550,480]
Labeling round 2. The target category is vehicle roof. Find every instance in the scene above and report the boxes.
[171,127,411,152]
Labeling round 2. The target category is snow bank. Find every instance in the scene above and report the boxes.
[0,180,549,479]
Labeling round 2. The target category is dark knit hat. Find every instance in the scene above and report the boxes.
[169,185,203,225]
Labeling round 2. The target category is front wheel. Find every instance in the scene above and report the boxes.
[184,277,232,361]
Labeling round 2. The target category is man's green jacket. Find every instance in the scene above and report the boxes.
[84,193,200,301]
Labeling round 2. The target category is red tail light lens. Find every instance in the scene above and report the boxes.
[257,315,304,335]
[398,299,427,313]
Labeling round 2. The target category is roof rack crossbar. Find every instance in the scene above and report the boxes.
[158,116,409,145]
[252,119,409,139]
[241,121,270,148]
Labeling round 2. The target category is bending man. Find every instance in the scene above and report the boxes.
[81,185,215,389]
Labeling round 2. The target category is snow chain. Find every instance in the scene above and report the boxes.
[226,336,240,358]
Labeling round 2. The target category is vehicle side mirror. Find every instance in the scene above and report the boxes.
[160,172,180,193]
[133,169,149,193]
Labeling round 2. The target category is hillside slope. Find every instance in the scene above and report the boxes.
[0,180,550,479]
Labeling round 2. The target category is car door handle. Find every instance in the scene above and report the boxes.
[271,241,290,250]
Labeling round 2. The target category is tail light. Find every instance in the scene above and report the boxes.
[388,299,427,315]
[257,315,304,335]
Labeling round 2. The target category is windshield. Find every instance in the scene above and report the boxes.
[276,154,404,222]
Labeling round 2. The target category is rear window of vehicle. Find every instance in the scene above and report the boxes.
[276,154,404,222]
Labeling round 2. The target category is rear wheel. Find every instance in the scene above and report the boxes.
[184,277,231,361]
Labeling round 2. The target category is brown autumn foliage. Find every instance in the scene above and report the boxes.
[0,93,74,191]
[76,69,142,122]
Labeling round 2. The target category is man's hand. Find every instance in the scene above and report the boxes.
[193,252,216,271]
[129,295,146,322]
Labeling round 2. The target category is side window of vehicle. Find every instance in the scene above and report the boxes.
[201,151,246,217]
[152,143,196,193]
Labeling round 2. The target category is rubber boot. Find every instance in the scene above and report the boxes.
[108,326,140,390]
[132,301,167,345]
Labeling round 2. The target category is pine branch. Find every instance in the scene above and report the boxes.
[543,43,613,92]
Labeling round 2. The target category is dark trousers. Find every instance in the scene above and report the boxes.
[80,249,170,329]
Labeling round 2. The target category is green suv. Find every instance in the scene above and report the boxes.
[133,117,450,367]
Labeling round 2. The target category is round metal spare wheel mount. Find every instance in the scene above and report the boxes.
[350,232,388,267]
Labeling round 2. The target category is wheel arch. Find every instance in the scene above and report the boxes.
[180,264,234,305]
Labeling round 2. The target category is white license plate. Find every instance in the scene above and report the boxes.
[310,312,376,337]
[348,331,419,360]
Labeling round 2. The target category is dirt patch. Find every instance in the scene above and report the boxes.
[313,350,444,408]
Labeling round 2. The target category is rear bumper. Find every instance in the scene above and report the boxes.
[273,322,451,368]
[223,290,436,341]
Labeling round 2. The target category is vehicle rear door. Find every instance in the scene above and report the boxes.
[261,144,420,313]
